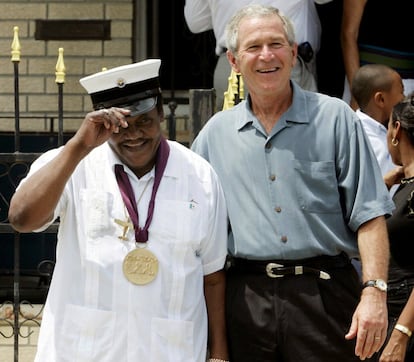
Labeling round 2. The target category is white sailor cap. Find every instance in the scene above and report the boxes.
[79,59,162,117]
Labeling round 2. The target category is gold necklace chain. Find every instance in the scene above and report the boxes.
[136,178,152,204]
[401,176,414,184]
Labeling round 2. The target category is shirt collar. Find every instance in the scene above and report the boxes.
[235,80,310,131]
[106,140,177,180]
[356,109,387,134]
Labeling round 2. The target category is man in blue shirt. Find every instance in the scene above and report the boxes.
[192,4,395,361]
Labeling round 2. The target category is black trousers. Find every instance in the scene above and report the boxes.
[226,256,378,362]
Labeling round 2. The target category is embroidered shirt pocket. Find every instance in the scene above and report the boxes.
[150,317,194,361]
[57,304,115,361]
[79,189,114,239]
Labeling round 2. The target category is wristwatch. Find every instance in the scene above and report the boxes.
[362,279,387,292]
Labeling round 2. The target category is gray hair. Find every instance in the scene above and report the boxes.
[225,4,296,55]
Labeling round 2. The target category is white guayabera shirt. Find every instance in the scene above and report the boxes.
[21,141,228,362]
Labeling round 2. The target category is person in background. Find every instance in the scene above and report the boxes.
[184,0,320,109]
[351,64,405,192]
[379,94,414,361]
[341,0,414,110]
[8,59,229,362]
[191,4,394,361]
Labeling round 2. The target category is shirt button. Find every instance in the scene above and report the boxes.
[280,235,288,243]
[265,142,272,149]
[270,174,276,181]
[274,206,282,213]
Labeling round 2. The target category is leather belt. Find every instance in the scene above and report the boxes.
[265,263,330,280]
[230,253,350,280]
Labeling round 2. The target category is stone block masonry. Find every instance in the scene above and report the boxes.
[0,0,134,133]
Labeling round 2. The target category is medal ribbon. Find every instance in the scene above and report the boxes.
[115,137,170,243]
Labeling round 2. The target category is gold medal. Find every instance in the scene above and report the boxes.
[123,247,158,285]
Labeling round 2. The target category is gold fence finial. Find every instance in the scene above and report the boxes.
[223,69,243,110]
[55,48,66,84]
[11,26,21,62]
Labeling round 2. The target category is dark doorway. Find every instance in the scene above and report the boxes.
[155,0,217,94]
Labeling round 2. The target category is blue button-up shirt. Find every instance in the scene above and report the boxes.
[192,82,394,260]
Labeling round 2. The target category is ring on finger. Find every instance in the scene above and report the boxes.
[374,336,380,340]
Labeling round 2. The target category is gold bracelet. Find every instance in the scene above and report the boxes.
[208,359,229,362]
[394,323,412,338]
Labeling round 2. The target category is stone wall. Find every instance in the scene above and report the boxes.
[0,0,133,133]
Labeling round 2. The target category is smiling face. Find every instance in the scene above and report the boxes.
[227,13,297,98]
[108,106,163,178]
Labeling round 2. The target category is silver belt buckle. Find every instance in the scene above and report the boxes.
[266,262,284,278]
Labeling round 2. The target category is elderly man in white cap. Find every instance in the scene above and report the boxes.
[8,59,229,362]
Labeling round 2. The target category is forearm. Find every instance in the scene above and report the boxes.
[395,289,414,334]
[380,290,414,360]
[204,269,228,360]
[8,138,89,232]
[358,216,389,283]
[358,216,389,319]
[345,217,389,359]
[340,0,366,84]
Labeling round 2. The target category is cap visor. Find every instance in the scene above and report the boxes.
[121,97,157,117]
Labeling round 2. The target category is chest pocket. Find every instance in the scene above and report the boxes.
[294,159,341,213]
[151,199,207,246]
[79,189,115,240]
